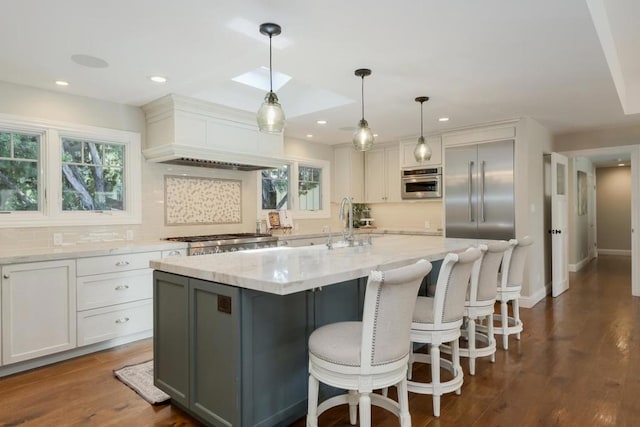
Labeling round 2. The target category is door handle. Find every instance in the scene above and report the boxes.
[480,160,486,223]
[468,161,474,222]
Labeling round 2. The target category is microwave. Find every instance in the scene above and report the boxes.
[401,167,442,199]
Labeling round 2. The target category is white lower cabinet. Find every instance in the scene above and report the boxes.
[77,300,153,346]
[76,251,160,347]
[1,260,76,365]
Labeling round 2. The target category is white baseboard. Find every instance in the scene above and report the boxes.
[0,330,152,378]
[519,282,550,308]
[569,256,593,272]
[598,249,631,256]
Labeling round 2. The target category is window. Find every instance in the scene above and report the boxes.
[0,113,141,227]
[61,138,125,211]
[258,158,330,219]
[0,131,41,211]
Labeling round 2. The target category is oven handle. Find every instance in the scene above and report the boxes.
[468,161,474,222]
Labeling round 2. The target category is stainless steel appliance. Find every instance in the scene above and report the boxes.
[165,233,278,256]
[444,139,514,240]
[401,167,442,199]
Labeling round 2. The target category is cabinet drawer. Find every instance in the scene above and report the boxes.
[77,270,152,311]
[77,251,161,276]
[77,300,152,346]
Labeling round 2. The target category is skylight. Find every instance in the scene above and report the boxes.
[232,67,292,92]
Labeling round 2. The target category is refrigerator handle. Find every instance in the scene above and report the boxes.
[468,161,474,222]
[480,160,486,222]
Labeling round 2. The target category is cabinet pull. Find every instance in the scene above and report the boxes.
[167,250,181,257]
[480,160,486,223]
[114,285,130,291]
[115,261,130,267]
[115,317,130,324]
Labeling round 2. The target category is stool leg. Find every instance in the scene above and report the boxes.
[452,338,462,395]
[488,313,496,363]
[407,346,414,380]
[359,392,371,427]
[501,300,509,350]
[397,378,411,427]
[468,317,476,375]
[347,389,358,425]
[513,298,522,340]
[431,344,441,417]
[307,374,319,427]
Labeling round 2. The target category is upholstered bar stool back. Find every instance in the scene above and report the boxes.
[407,247,481,418]
[307,259,432,427]
[459,241,510,375]
[494,236,533,350]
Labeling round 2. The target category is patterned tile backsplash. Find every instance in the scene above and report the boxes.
[164,175,242,225]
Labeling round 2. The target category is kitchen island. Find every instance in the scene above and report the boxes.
[150,235,474,427]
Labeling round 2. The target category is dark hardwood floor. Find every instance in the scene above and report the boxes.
[1,255,638,426]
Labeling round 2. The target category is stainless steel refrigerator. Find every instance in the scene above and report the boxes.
[444,139,515,240]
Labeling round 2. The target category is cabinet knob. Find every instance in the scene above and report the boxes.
[3,274,9,279]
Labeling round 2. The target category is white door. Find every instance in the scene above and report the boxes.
[551,153,570,297]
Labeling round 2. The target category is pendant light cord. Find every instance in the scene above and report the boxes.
[420,101,424,137]
[269,35,273,93]
[361,76,365,121]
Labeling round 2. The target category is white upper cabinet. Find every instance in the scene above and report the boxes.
[365,145,401,203]
[400,136,442,168]
[333,145,364,203]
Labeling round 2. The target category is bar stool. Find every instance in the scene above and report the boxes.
[494,236,533,350]
[307,260,432,427]
[459,241,510,375]
[407,247,481,417]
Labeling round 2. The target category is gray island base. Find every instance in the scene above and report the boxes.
[151,235,474,426]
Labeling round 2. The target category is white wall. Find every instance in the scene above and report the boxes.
[596,166,631,253]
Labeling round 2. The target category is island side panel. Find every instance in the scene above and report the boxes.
[240,288,309,426]
[190,279,241,427]
[153,271,189,407]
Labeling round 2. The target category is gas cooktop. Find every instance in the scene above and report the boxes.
[165,233,273,243]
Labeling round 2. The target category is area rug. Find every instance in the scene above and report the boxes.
[113,360,170,405]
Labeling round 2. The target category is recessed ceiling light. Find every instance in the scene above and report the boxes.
[438,117,450,122]
[306,134,313,138]
[373,134,379,137]
[149,76,167,83]
[618,163,625,166]
[316,120,327,125]
[55,80,69,86]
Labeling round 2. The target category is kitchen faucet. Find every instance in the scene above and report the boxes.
[339,196,354,245]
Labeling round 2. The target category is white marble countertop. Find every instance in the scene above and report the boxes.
[274,228,442,241]
[150,235,476,295]
[0,240,188,265]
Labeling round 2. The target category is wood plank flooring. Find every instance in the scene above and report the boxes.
[1,255,638,426]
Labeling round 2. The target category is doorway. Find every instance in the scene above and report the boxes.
[558,145,639,296]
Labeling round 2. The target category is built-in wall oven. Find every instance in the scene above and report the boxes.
[401,167,442,199]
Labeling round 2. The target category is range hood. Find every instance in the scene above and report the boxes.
[142,94,285,171]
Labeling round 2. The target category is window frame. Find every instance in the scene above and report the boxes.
[0,113,142,228]
[257,156,331,220]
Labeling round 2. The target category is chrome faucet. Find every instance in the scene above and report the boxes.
[339,196,354,245]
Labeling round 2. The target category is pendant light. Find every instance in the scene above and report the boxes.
[257,23,285,133]
[414,96,432,162]
[352,68,374,151]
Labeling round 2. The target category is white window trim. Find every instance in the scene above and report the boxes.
[0,113,142,228]
[257,156,331,220]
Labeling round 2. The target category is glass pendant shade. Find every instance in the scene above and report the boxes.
[413,96,431,162]
[257,23,285,133]
[414,136,432,162]
[257,91,285,133]
[353,119,374,151]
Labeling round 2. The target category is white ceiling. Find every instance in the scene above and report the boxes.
[1,0,639,144]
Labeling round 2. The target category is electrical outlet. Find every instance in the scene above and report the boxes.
[53,233,63,246]
[126,230,134,241]
[424,221,431,230]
